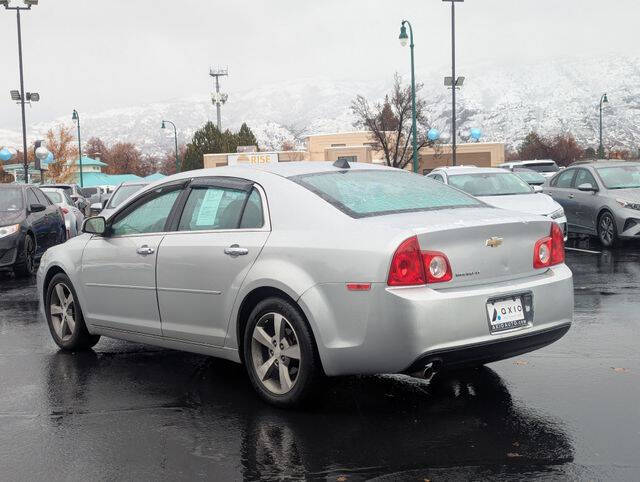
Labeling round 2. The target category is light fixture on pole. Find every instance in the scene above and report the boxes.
[161,120,179,173]
[598,93,608,159]
[399,20,419,173]
[2,0,41,183]
[72,109,83,187]
[442,0,464,166]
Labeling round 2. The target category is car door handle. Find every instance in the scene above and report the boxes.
[136,245,155,255]
[568,194,574,199]
[224,245,249,257]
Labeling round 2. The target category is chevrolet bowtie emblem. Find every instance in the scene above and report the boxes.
[485,236,503,248]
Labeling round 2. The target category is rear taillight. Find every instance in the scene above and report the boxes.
[60,207,69,215]
[422,251,453,283]
[387,236,452,286]
[533,223,565,269]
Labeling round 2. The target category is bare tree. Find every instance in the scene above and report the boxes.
[351,73,431,169]
[44,125,78,183]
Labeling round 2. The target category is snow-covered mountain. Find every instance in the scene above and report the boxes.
[2,55,639,155]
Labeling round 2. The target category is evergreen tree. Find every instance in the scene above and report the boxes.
[236,122,258,148]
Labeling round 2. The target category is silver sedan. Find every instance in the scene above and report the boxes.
[37,162,573,407]
[41,187,85,238]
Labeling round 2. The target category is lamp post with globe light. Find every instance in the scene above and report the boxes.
[399,20,419,173]
[598,93,608,158]
[161,120,179,173]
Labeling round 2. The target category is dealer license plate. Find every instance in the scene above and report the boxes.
[486,296,528,333]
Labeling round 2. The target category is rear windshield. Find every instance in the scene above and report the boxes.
[448,172,533,196]
[596,165,640,189]
[0,188,23,212]
[290,169,482,218]
[523,162,559,173]
[107,184,145,209]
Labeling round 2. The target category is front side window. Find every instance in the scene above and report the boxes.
[552,169,575,188]
[107,184,147,209]
[44,191,63,204]
[448,172,533,196]
[178,186,263,231]
[291,169,482,218]
[574,169,598,189]
[0,188,23,212]
[27,189,39,207]
[111,189,180,236]
[34,189,51,206]
[596,165,640,190]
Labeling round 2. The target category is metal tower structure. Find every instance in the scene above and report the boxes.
[209,67,228,131]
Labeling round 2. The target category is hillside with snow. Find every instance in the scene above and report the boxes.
[1,55,639,155]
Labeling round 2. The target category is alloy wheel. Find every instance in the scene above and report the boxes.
[50,283,76,342]
[24,238,34,274]
[251,312,301,395]
[599,213,615,245]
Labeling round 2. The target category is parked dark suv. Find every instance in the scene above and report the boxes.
[0,184,66,276]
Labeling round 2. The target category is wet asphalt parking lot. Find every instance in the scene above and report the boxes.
[0,238,639,481]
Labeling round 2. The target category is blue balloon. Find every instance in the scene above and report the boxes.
[43,152,54,165]
[470,128,482,140]
[0,147,12,162]
[427,128,440,141]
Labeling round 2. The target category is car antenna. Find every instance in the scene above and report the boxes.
[333,159,350,169]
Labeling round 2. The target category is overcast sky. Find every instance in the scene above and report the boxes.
[1,0,637,131]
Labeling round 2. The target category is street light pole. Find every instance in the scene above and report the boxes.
[443,0,463,166]
[399,21,418,173]
[2,1,38,183]
[161,120,179,173]
[598,93,608,159]
[72,110,83,187]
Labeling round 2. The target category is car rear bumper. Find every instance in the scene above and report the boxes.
[299,264,573,376]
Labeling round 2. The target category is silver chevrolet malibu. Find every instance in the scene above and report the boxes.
[37,161,573,407]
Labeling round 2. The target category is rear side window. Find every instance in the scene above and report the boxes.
[291,169,482,218]
[178,186,263,231]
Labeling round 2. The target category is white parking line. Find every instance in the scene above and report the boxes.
[566,247,602,254]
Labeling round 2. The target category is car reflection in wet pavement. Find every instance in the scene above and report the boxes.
[0,237,639,480]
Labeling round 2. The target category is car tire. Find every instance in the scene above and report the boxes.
[597,210,618,248]
[243,297,320,408]
[45,273,100,350]
[13,234,36,278]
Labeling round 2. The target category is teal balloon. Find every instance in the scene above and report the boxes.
[427,128,440,141]
[0,148,12,162]
[470,128,482,140]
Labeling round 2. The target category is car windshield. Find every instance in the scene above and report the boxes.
[523,162,559,173]
[596,165,640,189]
[43,191,63,204]
[290,169,482,218]
[0,188,24,212]
[107,184,145,208]
[81,187,98,197]
[514,170,546,185]
[448,172,533,196]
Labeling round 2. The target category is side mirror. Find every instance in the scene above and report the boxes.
[90,202,103,215]
[82,216,106,235]
[533,185,543,193]
[102,198,110,209]
[29,203,46,213]
[577,182,598,192]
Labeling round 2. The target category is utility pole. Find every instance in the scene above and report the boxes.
[209,67,228,131]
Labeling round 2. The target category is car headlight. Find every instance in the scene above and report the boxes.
[616,199,640,211]
[0,224,20,238]
[549,208,565,219]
